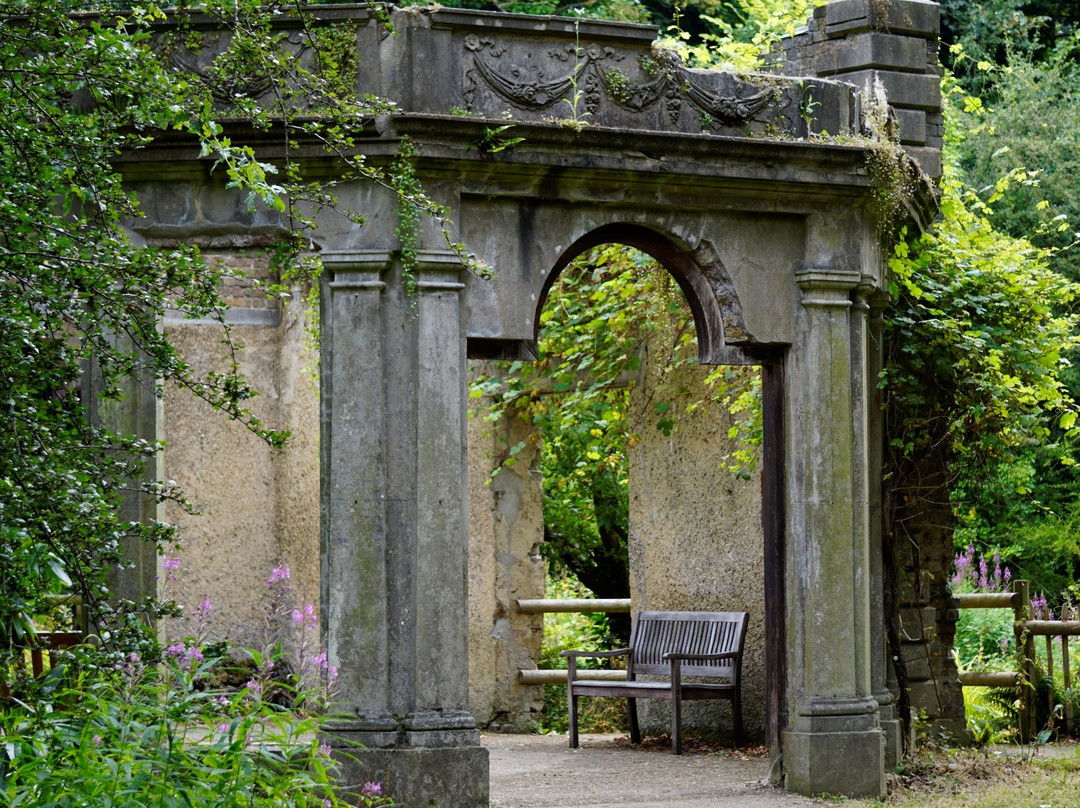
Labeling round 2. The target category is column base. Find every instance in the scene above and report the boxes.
[880,718,903,770]
[328,734,489,808]
[783,726,885,798]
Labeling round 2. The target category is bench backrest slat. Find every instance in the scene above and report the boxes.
[628,611,748,679]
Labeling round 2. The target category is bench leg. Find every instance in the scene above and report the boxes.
[733,692,743,748]
[628,697,641,744]
[672,692,682,755]
[568,686,579,749]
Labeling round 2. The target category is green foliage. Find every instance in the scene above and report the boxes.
[940,0,1079,71]
[1,638,389,807]
[536,572,626,734]
[388,137,422,298]
[662,0,823,70]
[472,246,758,610]
[0,0,492,663]
[951,43,1080,284]
[883,166,1080,489]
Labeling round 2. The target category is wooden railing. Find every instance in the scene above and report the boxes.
[952,580,1077,741]
[515,598,631,685]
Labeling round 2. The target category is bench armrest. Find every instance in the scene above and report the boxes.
[562,648,631,684]
[561,648,630,659]
[662,651,740,662]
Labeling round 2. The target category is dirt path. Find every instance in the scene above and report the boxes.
[484,734,825,808]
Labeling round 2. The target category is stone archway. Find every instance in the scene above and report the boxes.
[536,224,786,748]
[124,2,942,805]
[311,4,940,799]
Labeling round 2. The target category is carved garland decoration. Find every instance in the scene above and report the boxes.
[463,34,773,128]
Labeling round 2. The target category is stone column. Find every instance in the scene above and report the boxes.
[321,250,394,735]
[83,333,163,627]
[408,250,479,737]
[320,249,488,808]
[867,291,902,767]
[782,266,884,799]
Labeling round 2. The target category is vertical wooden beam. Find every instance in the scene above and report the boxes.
[761,358,786,750]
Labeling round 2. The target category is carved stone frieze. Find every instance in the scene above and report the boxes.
[463,34,785,132]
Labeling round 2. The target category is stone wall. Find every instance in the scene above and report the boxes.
[467,384,545,731]
[628,350,766,743]
[160,249,321,651]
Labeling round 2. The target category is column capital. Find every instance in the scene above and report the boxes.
[795,267,860,307]
[416,250,467,292]
[323,250,391,291]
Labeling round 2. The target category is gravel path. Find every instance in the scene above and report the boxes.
[484,734,824,808]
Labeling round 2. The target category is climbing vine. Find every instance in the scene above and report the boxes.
[388,137,423,298]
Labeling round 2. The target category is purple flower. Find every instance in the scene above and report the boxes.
[193,597,212,621]
[360,782,383,798]
[92,734,102,746]
[1033,595,1048,620]
[162,556,181,580]
[268,565,291,587]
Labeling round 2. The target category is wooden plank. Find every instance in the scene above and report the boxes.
[958,671,1019,687]
[761,359,786,750]
[1023,620,1080,636]
[518,669,627,685]
[952,592,1018,609]
[515,598,632,614]
[1063,606,1074,735]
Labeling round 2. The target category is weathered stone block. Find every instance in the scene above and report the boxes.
[813,33,930,76]
[893,107,927,144]
[842,69,942,110]
[783,728,886,798]
[901,654,932,680]
[825,0,940,38]
[332,745,490,808]
[904,145,943,179]
[899,606,937,641]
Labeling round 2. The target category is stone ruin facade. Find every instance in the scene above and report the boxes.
[108,1,955,804]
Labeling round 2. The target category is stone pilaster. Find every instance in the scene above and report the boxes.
[320,251,394,735]
[867,291,902,767]
[782,265,884,799]
[84,335,163,626]
[320,249,488,808]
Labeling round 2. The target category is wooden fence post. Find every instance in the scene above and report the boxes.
[1013,580,1036,743]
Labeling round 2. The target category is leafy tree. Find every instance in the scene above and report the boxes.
[0,0,476,667]
[950,44,1080,282]
[939,0,1079,71]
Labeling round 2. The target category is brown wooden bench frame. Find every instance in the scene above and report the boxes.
[561,610,748,754]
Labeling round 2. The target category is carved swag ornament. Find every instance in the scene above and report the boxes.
[463,33,775,129]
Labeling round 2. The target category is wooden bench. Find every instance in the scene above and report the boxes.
[561,610,748,754]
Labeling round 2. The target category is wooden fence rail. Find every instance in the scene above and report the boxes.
[952,579,1077,740]
[514,598,632,685]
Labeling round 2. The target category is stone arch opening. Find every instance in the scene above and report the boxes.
[538,223,727,364]
[526,226,785,747]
